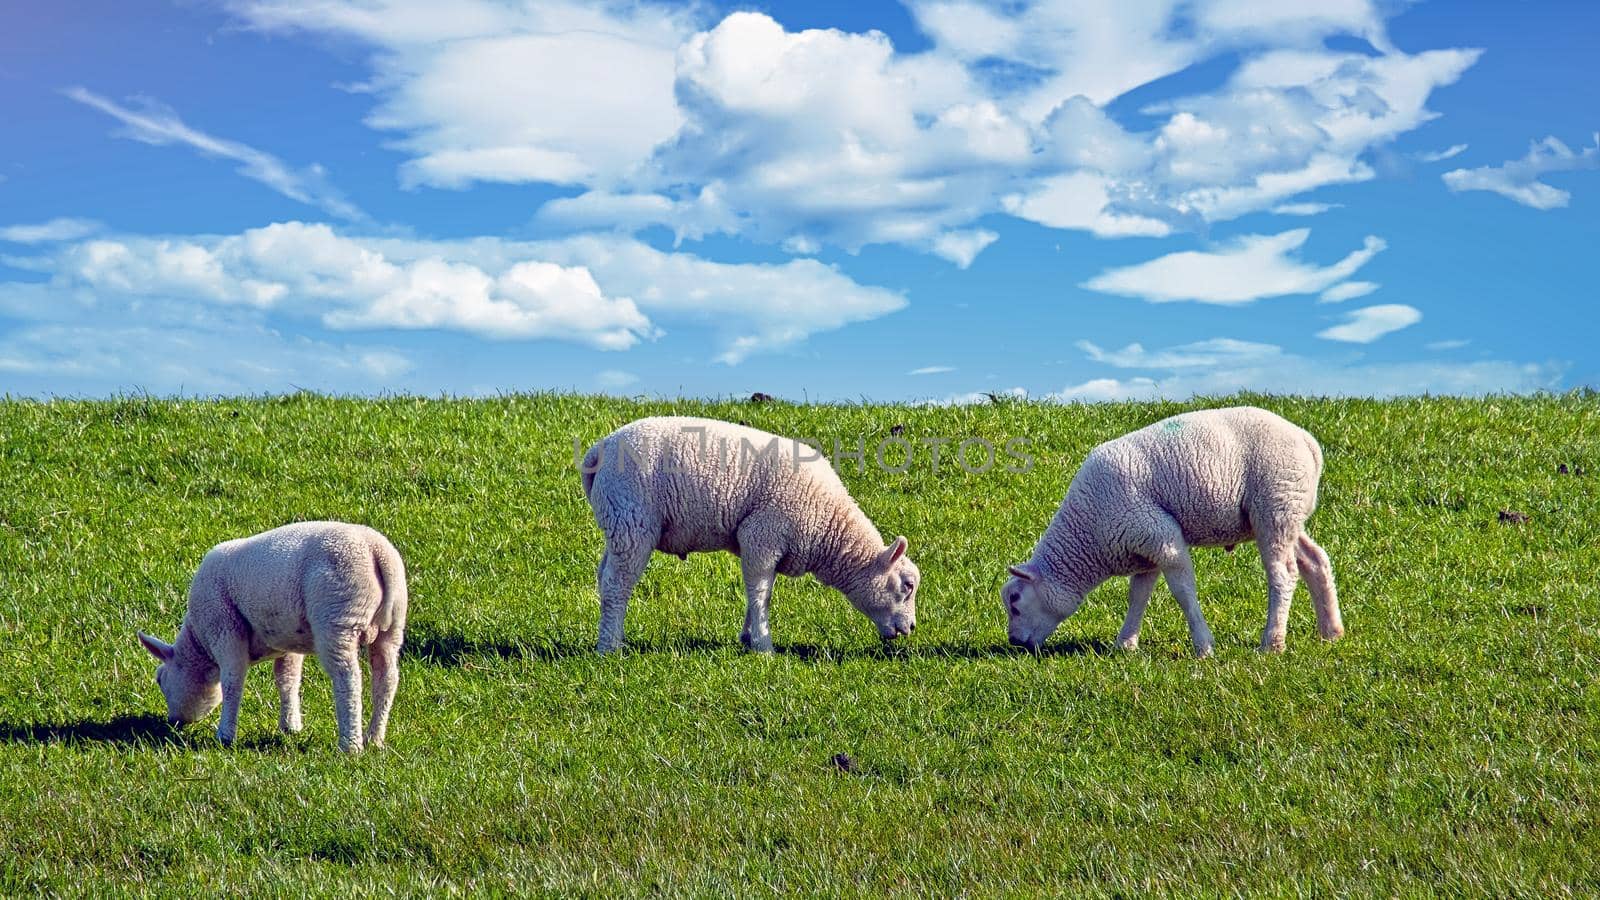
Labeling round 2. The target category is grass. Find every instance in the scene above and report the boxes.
[1,392,1597,895]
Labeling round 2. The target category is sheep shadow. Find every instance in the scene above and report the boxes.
[405,628,734,666]
[406,626,1114,667]
[0,713,185,748]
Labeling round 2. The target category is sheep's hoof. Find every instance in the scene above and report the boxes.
[1115,636,1139,652]
[1193,642,1215,659]
[739,633,774,654]
[1319,626,1346,641]
[1258,639,1286,654]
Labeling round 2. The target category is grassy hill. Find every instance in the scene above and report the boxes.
[1,393,1596,894]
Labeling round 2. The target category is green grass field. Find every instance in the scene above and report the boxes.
[1,393,1597,895]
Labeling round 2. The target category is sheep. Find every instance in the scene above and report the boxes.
[136,521,408,752]
[580,416,919,653]
[1001,406,1343,657]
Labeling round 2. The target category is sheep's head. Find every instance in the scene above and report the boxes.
[846,536,918,640]
[1001,562,1080,651]
[137,631,221,725]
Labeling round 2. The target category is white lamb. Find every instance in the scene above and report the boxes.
[136,521,408,752]
[581,416,919,653]
[1001,406,1343,657]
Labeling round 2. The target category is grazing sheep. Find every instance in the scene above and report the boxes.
[136,521,408,752]
[580,416,919,653]
[1001,406,1343,657]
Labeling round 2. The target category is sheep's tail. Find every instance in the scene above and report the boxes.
[580,441,603,501]
[1303,430,1324,479]
[370,539,408,634]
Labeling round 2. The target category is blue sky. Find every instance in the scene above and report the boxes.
[1,0,1596,401]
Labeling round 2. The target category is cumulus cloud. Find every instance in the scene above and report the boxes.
[5,221,903,366]
[230,0,691,189]
[1316,303,1421,343]
[64,88,367,222]
[220,2,1482,262]
[0,218,103,244]
[1443,134,1600,209]
[1320,280,1379,302]
[1051,336,1559,400]
[1083,229,1385,304]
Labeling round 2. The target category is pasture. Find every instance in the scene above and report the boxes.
[0,393,1596,894]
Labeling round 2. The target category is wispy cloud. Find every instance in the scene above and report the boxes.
[0,218,103,244]
[63,87,368,222]
[1049,336,1558,400]
[596,369,639,388]
[1320,280,1379,303]
[1443,134,1599,209]
[1316,304,1422,344]
[908,365,955,376]
[1426,339,1470,351]
[1416,143,1468,163]
[1271,202,1342,216]
[1082,229,1385,305]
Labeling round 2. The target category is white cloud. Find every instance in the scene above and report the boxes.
[220,2,1482,262]
[596,369,639,389]
[1426,339,1471,351]
[1076,337,1283,369]
[64,88,366,222]
[934,386,1027,406]
[0,319,409,394]
[1443,134,1600,209]
[1002,172,1172,238]
[6,221,903,366]
[1316,303,1422,343]
[0,218,103,244]
[1051,336,1560,400]
[1416,143,1467,163]
[931,230,1000,268]
[1083,229,1385,304]
[52,223,654,350]
[528,235,907,364]
[1320,280,1379,303]
[909,365,955,375]
[1270,202,1340,216]
[230,0,691,189]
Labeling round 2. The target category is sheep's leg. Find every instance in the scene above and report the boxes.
[364,628,402,748]
[1117,570,1160,651]
[596,530,655,654]
[1158,546,1214,658]
[317,635,365,753]
[274,653,304,733]
[1296,533,1344,641]
[215,660,248,747]
[738,558,780,654]
[1259,532,1300,653]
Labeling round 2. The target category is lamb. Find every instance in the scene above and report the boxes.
[136,521,408,752]
[1001,406,1343,657]
[580,416,919,653]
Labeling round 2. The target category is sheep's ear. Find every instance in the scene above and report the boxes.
[879,536,908,568]
[137,631,174,662]
[1008,564,1037,582]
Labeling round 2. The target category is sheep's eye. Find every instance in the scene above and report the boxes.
[904,578,916,593]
